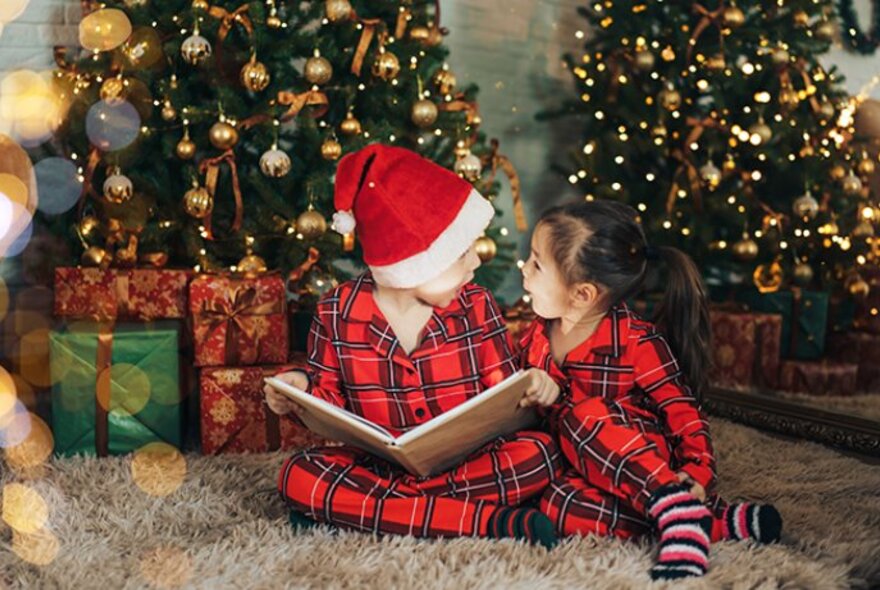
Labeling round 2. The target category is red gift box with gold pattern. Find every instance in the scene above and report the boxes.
[710,310,782,390]
[825,331,880,393]
[778,360,858,396]
[199,358,324,454]
[54,267,192,320]
[189,274,288,367]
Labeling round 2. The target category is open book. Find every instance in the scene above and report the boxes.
[265,370,538,477]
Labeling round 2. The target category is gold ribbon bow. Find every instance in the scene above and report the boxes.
[351,18,383,76]
[199,149,243,240]
[687,3,726,65]
[482,139,527,232]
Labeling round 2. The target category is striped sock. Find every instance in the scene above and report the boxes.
[647,483,713,581]
[485,506,558,549]
[721,503,782,544]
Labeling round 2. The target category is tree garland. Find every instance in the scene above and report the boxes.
[838,0,880,54]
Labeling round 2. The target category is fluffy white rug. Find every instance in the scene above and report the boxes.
[2,419,878,589]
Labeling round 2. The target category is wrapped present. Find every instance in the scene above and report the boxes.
[190,274,288,367]
[777,360,858,396]
[826,331,880,393]
[503,300,536,342]
[199,356,324,454]
[54,267,191,320]
[739,289,828,360]
[49,322,183,457]
[709,310,782,390]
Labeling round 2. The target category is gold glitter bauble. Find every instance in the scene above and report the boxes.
[296,210,328,239]
[847,275,871,298]
[259,148,291,178]
[79,215,100,238]
[103,172,133,204]
[325,0,352,22]
[304,55,333,85]
[793,10,809,26]
[372,50,401,81]
[180,32,212,65]
[267,14,282,28]
[176,136,196,160]
[843,173,864,195]
[753,260,783,293]
[191,0,209,10]
[82,246,110,267]
[659,87,681,111]
[434,69,457,95]
[100,77,125,105]
[748,121,772,144]
[830,165,847,180]
[321,138,342,161]
[411,99,439,128]
[339,113,362,136]
[722,6,745,27]
[237,254,267,276]
[209,121,239,149]
[474,236,497,263]
[857,158,876,177]
[183,185,213,219]
[705,55,726,71]
[409,26,431,43]
[816,20,835,40]
[793,191,819,219]
[161,103,177,121]
[732,237,759,261]
[634,50,655,71]
[793,262,814,286]
[241,59,271,92]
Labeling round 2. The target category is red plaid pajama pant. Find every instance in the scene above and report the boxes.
[539,397,729,541]
[278,430,562,538]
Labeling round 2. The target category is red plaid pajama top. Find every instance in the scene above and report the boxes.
[277,273,562,538]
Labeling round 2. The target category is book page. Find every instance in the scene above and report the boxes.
[264,378,398,460]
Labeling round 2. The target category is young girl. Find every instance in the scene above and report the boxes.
[265,144,563,548]
[518,200,782,580]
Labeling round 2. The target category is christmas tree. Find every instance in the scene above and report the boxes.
[541,0,877,297]
[38,0,524,302]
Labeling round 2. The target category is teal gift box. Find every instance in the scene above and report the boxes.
[49,322,183,457]
[739,289,829,360]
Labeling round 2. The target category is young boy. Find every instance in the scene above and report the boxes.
[265,144,562,547]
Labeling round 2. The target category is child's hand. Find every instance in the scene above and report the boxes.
[263,370,308,416]
[520,368,561,408]
[676,472,707,503]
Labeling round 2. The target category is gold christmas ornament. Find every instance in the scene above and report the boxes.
[843,172,864,195]
[651,124,668,139]
[241,58,271,92]
[81,246,110,267]
[474,236,498,263]
[409,26,431,43]
[753,260,783,293]
[847,274,871,298]
[700,161,722,189]
[304,53,333,85]
[79,215,100,238]
[339,112,362,136]
[176,132,196,160]
[161,102,177,121]
[180,29,212,65]
[815,20,835,40]
[296,209,328,239]
[183,185,213,218]
[325,0,352,22]
[191,0,209,10]
[661,45,676,61]
[732,237,759,261]
[237,254,268,276]
[267,14,282,28]
[853,220,876,238]
[830,165,847,181]
[259,147,291,178]
[793,191,819,219]
[209,120,239,150]
[857,157,876,177]
[722,155,737,173]
[793,10,809,26]
[658,86,681,111]
[793,262,814,286]
[100,77,125,105]
[321,137,342,161]
[411,99,439,128]
[454,151,482,182]
[770,47,790,65]
[103,170,134,204]
[434,69,457,95]
[372,50,401,81]
[634,50,655,71]
[779,86,799,108]
[748,121,773,144]
[722,5,746,28]
[705,54,726,71]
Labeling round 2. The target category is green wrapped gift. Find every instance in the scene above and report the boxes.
[738,289,829,360]
[50,321,182,457]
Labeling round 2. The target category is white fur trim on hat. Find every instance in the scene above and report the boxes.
[369,189,494,289]
[331,210,357,235]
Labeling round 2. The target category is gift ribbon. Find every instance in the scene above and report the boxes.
[199,149,243,240]
[196,283,283,366]
[238,90,329,130]
[94,322,114,457]
[687,3,726,65]
[667,149,704,213]
[395,7,411,39]
[482,139,527,231]
[208,4,254,72]
[438,94,480,124]
[351,18,383,76]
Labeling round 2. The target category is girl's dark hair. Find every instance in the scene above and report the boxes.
[538,200,712,397]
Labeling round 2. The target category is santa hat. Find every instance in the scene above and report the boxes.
[331,144,494,289]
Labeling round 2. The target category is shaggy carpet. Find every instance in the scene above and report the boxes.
[1,419,879,590]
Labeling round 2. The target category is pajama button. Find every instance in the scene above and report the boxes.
[415,408,426,418]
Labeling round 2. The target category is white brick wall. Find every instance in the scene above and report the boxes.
[0,0,878,301]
